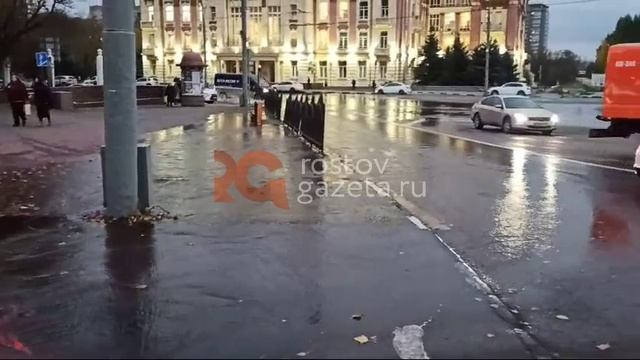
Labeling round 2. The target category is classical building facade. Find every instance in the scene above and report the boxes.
[425,0,528,75]
[140,0,425,86]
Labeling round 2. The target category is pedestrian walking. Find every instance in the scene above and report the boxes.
[165,82,177,107]
[372,80,377,92]
[6,75,28,127]
[33,76,53,126]
[352,79,356,89]
[173,77,182,104]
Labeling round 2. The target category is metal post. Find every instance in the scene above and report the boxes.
[201,0,208,86]
[484,4,491,92]
[103,0,139,217]
[48,48,55,87]
[240,0,249,107]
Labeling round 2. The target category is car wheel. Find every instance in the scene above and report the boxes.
[377,90,384,95]
[491,90,499,95]
[399,90,407,95]
[502,117,513,134]
[517,90,526,96]
[472,113,484,130]
[542,130,553,136]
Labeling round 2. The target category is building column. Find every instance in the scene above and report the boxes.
[470,0,482,48]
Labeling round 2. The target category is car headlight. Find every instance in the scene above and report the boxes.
[550,114,559,124]
[514,113,528,124]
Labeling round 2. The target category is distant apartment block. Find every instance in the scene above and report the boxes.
[525,2,549,57]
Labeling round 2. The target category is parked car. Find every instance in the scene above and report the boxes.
[214,73,268,101]
[54,75,78,86]
[487,82,531,96]
[270,81,304,93]
[136,76,158,86]
[375,82,412,95]
[203,86,218,103]
[81,76,97,86]
[470,95,558,135]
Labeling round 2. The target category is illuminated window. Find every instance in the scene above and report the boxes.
[165,3,174,22]
[291,61,298,78]
[359,61,367,78]
[339,32,348,49]
[359,32,368,49]
[148,5,154,22]
[268,6,281,46]
[380,31,388,49]
[339,61,347,78]
[359,1,369,20]
[230,7,241,46]
[319,61,328,78]
[319,0,328,20]
[317,29,328,49]
[381,0,389,17]
[379,61,387,78]
[340,0,349,19]
[182,4,190,23]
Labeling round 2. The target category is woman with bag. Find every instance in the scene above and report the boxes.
[33,77,53,126]
[6,75,28,127]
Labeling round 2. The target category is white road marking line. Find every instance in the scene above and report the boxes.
[392,325,430,359]
[407,216,428,230]
[397,123,636,174]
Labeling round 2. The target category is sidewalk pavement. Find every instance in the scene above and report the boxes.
[0,103,239,170]
[0,113,530,358]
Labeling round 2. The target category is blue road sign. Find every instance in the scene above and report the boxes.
[35,52,49,67]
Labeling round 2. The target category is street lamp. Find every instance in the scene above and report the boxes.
[199,0,208,86]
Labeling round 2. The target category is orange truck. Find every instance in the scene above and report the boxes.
[589,44,640,173]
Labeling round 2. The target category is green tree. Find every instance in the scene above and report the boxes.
[441,36,470,85]
[497,51,519,84]
[0,0,72,72]
[414,33,444,85]
[468,40,501,86]
[595,14,640,72]
[538,50,580,86]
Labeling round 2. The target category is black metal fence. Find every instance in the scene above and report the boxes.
[263,91,326,151]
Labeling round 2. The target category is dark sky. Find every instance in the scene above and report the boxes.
[75,0,638,60]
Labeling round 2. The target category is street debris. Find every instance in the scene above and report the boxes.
[351,314,363,321]
[474,297,482,302]
[486,333,495,338]
[58,242,67,246]
[531,307,540,311]
[596,343,611,351]
[281,319,287,323]
[82,205,177,225]
[507,288,518,294]
[490,304,499,309]
[510,308,520,314]
[555,314,570,321]
[296,351,308,357]
[59,271,69,276]
[392,325,429,359]
[353,335,369,344]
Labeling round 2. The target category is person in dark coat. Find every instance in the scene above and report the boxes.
[173,77,182,103]
[352,79,356,89]
[33,77,53,126]
[6,75,28,127]
[165,82,177,107]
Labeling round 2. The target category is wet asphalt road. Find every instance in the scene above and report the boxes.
[321,94,640,357]
[0,95,640,358]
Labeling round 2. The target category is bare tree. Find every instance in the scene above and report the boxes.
[0,0,72,68]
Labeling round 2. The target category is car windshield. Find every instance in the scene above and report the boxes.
[503,97,540,109]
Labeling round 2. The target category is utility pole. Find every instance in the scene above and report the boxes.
[240,0,249,107]
[201,0,208,86]
[484,3,491,92]
[103,0,139,217]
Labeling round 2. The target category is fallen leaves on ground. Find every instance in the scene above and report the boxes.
[353,335,369,344]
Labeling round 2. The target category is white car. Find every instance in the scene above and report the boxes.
[635,145,640,176]
[203,86,218,103]
[136,76,158,86]
[471,95,558,135]
[487,82,531,96]
[81,76,97,86]
[54,75,78,86]
[375,82,412,95]
[270,81,305,93]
